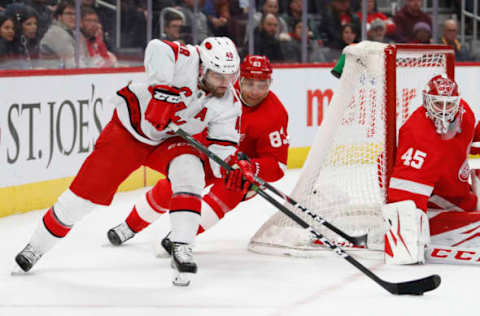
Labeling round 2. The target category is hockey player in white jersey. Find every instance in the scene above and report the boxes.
[14,37,241,286]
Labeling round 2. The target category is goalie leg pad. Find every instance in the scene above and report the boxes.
[383,200,430,264]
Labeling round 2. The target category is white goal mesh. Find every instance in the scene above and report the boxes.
[248,42,454,258]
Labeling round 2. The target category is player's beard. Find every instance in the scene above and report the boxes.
[201,78,227,98]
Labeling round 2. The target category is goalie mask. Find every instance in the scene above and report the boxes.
[198,37,240,97]
[423,74,460,134]
[239,55,272,107]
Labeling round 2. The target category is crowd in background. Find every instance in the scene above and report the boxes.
[0,0,478,70]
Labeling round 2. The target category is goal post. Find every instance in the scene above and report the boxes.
[248,42,455,258]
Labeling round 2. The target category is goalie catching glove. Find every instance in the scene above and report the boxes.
[221,152,259,192]
[145,85,181,131]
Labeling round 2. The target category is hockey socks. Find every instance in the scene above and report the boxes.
[169,193,202,244]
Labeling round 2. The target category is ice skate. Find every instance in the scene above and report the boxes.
[171,242,197,286]
[14,244,43,273]
[107,222,135,246]
[161,232,173,256]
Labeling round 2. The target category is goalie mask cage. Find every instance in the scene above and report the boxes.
[248,42,455,258]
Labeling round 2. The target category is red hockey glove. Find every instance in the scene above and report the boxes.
[145,85,180,131]
[221,154,258,192]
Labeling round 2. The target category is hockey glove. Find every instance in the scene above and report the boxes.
[221,153,258,192]
[145,85,180,131]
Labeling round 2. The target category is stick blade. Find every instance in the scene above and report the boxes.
[383,274,441,295]
[351,233,368,247]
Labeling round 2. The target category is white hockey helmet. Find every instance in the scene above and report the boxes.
[422,74,460,134]
[198,37,240,78]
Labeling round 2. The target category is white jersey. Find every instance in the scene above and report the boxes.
[112,39,241,175]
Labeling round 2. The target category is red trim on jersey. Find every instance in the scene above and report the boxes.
[125,206,151,233]
[116,86,148,139]
[170,193,201,215]
[43,207,71,238]
[252,157,285,182]
[388,188,428,211]
[162,40,179,62]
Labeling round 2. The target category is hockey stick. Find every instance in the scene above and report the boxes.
[170,124,441,295]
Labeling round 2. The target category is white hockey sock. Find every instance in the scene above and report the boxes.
[29,189,96,254]
[170,211,201,244]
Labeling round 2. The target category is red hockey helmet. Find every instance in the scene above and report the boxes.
[423,74,460,134]
[240,55,272,80]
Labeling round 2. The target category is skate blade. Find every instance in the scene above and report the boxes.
[10,263,29,276]
[172,270,194,287]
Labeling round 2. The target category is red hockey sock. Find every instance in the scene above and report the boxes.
[170,193,201,215]
[125,206,151,233]
[42,207,72,238]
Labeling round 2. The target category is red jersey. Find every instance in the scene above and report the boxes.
[388,100,477,212]
[235,85,289,182]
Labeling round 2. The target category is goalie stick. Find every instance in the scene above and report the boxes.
[170,123,441,295]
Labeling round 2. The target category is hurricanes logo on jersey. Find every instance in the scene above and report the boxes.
[458,159,470,182]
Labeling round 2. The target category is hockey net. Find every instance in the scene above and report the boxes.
[248,42,454,259]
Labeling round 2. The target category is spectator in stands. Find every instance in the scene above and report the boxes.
[393,0,431,43]
[323,23,358,62]
[176,0,209,44]
[366,18,387,43]
[441,19,472,62]
[253,13,284,62]
[39,0,76,68]
[81,0,116,49]
[253,0,289,41]
[0,12,15,67]
[152,0,175,39]
[228,0,248,47]
[160,10,185,43]
[203,0,230,37]
[320,0,360,50]
[22,0,54,39]
[356,0,395,38]
[119,0,146,48]
[80,6,117,68]
[281,19,327,62]
[281,0,318,36]
[410,21,432,44]
[6,3,41,69]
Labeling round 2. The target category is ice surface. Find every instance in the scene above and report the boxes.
[0,169,476,316]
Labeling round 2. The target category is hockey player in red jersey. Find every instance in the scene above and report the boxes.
[106,55,289,252]
[14,37,241,285]
[383,74,480,265]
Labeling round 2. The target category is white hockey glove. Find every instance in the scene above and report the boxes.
[383,200,430,265]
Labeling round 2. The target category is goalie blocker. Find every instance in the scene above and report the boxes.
[383,200,430,264]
